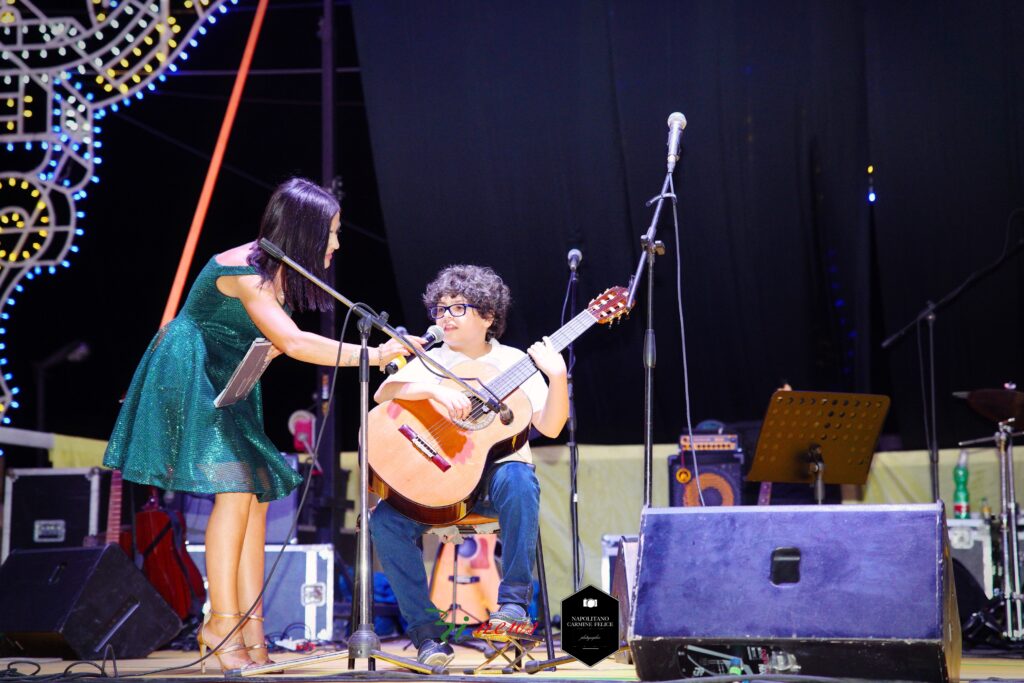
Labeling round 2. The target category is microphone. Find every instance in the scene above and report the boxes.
[567,248,582,273]
[384,324,444,375]
[666,111,687,173]
[259,238,286,260]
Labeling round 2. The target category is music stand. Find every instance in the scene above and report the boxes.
[747,390,891,504]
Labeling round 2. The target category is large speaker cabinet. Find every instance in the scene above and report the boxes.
[0,545,181,659]
[629,504,961,682]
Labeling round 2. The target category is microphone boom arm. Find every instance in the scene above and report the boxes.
[258,238,502,411]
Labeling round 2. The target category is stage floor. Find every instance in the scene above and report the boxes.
[2,641,1021,682]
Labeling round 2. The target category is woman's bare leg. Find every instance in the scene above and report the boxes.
[203,492,255,670]
[238,496,271,663]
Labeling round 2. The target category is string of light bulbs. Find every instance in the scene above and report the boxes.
[0,0,232,439]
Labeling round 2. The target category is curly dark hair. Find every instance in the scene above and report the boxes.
[247,177,340,312]
[423,265,511,340]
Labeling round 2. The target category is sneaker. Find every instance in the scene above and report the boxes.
[488,603,530,628]
[417,638,455,668]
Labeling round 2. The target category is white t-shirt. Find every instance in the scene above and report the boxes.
[378,338,549,464]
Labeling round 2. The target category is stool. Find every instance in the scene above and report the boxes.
[427,512,555,662]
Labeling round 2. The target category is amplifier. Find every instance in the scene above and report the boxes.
[668,440,743,507]
[679,433,740,451]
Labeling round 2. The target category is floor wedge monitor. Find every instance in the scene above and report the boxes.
[0,545,181,659]
[629,504,960,682]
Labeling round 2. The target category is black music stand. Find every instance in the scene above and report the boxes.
[746,390,891,504]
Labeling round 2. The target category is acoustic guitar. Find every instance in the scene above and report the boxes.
[429,533,501,625]
[367,286,630,525]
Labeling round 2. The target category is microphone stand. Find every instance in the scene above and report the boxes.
[237,239,501,677]
[565,263,582,591]
[881,232,1024,504]
[627,171,674,508]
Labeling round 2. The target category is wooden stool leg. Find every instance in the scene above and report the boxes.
[535,530,555,659]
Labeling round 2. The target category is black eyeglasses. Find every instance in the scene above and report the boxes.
[428,303,478,319]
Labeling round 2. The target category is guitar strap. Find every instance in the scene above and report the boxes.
[139,520,173,558]
[166,512,205,604]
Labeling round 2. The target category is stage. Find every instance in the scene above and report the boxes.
[3,640,1023,682]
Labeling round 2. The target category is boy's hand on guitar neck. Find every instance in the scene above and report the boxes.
[527,336,566,381]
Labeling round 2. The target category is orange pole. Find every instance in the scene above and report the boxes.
[161,0,270,326]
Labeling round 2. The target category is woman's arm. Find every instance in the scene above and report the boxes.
[231,274,413,367]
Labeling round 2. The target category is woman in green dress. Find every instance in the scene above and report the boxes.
[104,178,417,673]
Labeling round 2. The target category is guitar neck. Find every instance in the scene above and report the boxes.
[104,470,123,545]
[486,307,599,400]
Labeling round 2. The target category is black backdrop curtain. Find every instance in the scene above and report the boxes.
[351,0,1024,449]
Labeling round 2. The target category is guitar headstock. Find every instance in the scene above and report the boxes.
[587,286,631,325]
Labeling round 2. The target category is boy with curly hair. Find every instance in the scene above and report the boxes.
[370,264,568,667]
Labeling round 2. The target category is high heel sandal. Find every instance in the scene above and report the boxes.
[243,614,276,666]
[197,611,254,674]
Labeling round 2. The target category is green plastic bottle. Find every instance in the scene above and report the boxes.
[953,450,969,519]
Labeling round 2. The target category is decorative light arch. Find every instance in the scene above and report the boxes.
[0,0,232,427]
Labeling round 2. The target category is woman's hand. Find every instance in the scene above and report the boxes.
[527,336,566,380]
[430,385,473,421]
[268,344,284,361]
[375,336,425,368]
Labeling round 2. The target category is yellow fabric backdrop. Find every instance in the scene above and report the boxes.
[58,438,1018,618]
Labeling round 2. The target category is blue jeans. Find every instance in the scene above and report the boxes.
[369,461,540,647]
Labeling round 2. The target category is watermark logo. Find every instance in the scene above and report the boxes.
[561,585,619,666]
[427,608,538,642]
[427,607,472,643]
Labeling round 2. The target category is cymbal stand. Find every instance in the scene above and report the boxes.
[996,418,1024,640]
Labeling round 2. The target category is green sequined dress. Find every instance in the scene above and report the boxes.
[103,258,302,503]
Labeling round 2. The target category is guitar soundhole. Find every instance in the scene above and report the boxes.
[451,395,496,431]
[457,538,478,559]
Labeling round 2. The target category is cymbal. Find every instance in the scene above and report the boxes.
[966,389,1024,424]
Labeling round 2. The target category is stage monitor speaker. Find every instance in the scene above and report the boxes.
[610,535,639,663]
[629,504,960,682]
[0,545,181,659]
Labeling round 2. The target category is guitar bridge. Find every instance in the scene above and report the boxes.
[398,424,451,472]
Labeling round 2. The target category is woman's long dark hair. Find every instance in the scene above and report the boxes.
[247,178,340,312]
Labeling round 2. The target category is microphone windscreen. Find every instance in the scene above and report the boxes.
[426,324,445,345]
[259,238,286,260]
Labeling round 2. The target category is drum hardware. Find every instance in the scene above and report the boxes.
[959,386,1024,641]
